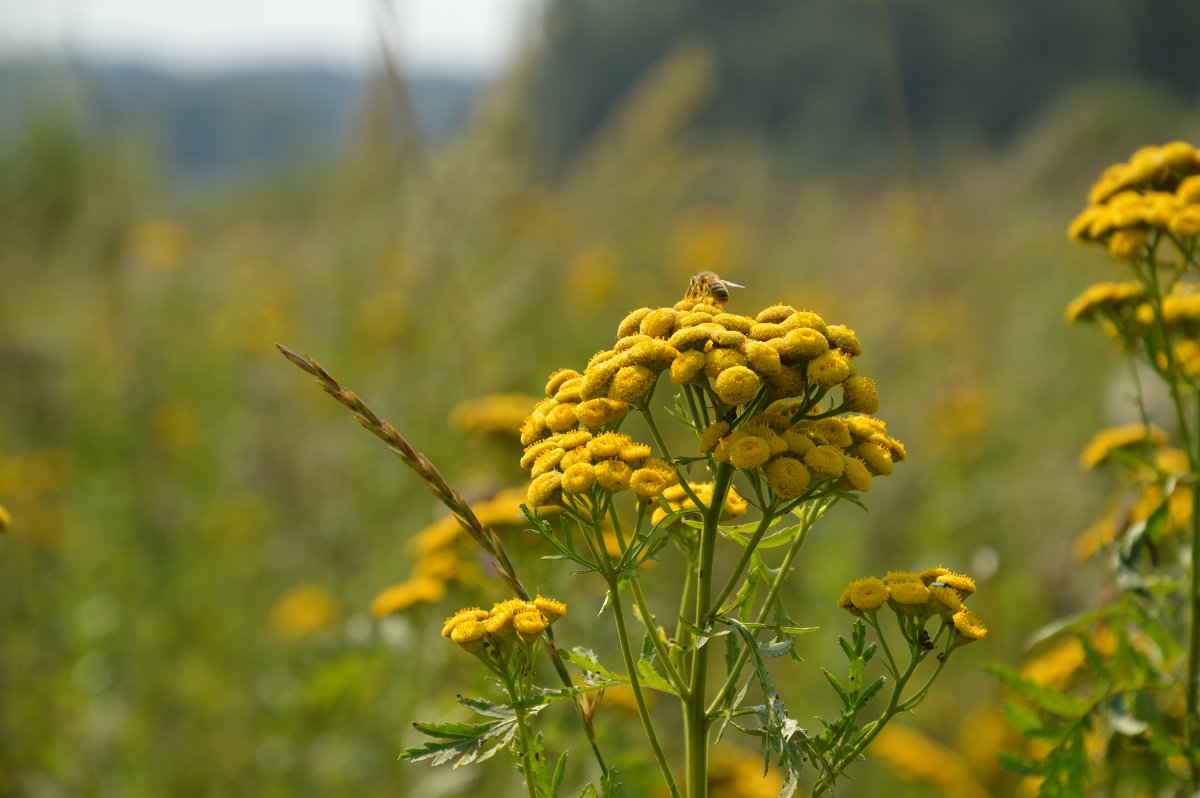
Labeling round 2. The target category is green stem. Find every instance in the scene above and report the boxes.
[685,463,735,798]
[705,506,817,716]
[706,508,777,618]
[608,574,681,797]
[501,672,540,798]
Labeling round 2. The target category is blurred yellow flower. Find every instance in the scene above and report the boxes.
[450,394,541,438]
[370,577,446,618]
[1079,423,1168,469]
[869,725,991,798]
[124,218,192,270]
[270,584,338,640]
[0,503,10,532]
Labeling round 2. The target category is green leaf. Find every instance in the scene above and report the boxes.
[636,658,679,695]
[987,664,1092,718]
[1003,698,1046,736]
[560,648,627,684]
[456,694,515,719]
[822,668,849,707]
[998,749,1046,776]
[400,718,517,768]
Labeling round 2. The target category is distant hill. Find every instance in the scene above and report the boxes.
[0,60,482,185]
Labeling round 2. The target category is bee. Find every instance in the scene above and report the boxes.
[684,271,744,308]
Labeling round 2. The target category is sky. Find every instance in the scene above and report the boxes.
[0,0,544,73]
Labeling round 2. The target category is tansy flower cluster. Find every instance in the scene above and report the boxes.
[1074,427,1192,558]
[1068,141,1200,259]
[650,481,749,527]
[838,566,987,641]
[370,488,553,617]
[442,595,567,653]
[703,406,904,498]
[1066,280,1200,372]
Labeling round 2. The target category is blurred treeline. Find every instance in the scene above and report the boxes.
[1,1,1198,797]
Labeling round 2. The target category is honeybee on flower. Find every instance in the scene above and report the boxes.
[684,270,743,308]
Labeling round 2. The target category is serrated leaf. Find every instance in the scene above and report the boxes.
[560,648,628,684]
[637,659,679,695]
[822,668,849,706]
[1003,698,1046,736]
[456,694,515,719]
[987,664,1092,718]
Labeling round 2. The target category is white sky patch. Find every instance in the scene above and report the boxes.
[0,0,543,72]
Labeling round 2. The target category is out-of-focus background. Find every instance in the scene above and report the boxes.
[2,2,1198,796]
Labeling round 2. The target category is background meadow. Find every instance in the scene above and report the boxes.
[2,2,1199,796]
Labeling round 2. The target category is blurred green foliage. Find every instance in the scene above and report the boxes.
[2,12,1199,797]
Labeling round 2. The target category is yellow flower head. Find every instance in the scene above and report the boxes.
[855,440,894,476]
[714,312,755,334]
[670,349,708,384]
[846,577,888,612]
[749,322,787,342]
[952,608,988,641]
[803,445,845,478]
[930,571,976,595]
[809,417,852,448]
[589,432,634,459]
[840,456,872,492]
[531,447,566,479]
[513,609,550,642]
[765,366,807,398]
[782,310,828,336]
[807,350,852,388]
[1170,205,1200,238]
[617,307,655,338]
[764,456,810,499]
[1079,422,1168,469]
[451,393,543,438]
[534,594,567,623]
[715,365,763,406]
[887,580,931,609]
[1108,228,1148,260]
[699,421,732,453]
[841,376,880,414]
[370,577,446,618]
[638,308,678,338]
[575,397,629,429]
[450,617,488,651]
[595,459,634,492]
[727,435,772,470]
[545,368,582,398]
[546,403,581,433]
[626,339,678,369]
[609,364,658,402]
[631,465,676,499]
[442,607,489,637]
[1064,280,1145,323]
[756,304,798,324]
[928,585,964,616]
[669,326,714,351]
[739,339,782,376]
[562,462,597,494]
[771,327,829,363]
[705,347,749,380]
[559,444,594,469]
[0,503,9,533]
[527,471,563,507]
[825,325,861,357]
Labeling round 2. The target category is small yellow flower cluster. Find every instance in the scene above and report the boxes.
[649,481,750,526]
[371,488,547,618]
[1075,438,1192,558]
[450,393,543,437]
[869,725,992,798]
[1067,281,1200,360]
[441,595,567,652]
[1064,280,1144,324]
[1078,422,1168,469]
[838,566,987,641]
[1068,141,1200,258]
[705,407,904,497]
[522,429,680,507]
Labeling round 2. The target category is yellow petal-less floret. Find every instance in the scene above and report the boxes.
[765,456,810,499]
[561,462,597,494]
[609,365,657,402]
[589,432,634,459]
[670,349,708,384]
[855,440,894,475]
[810,417,852,448]
[841,376,879,414]
[639,308,677,338]
[825,325,862,357]
[1109,228,1148,259]
[630,466,674,498]
[699,421,730,453]
[595,459,634,492]
[534,595,567,623]
[545,368,582,398]
[527,471,563,507]
[804,445,845,478]
[739,339,782,376]
[840,455,872,491]
[513,610,550,642]
[704,347,749,380]
[807,349,852,387]
[728,435,772,470]
[952,608,988,641]
[847,577,888,611]
[714,365,762,406]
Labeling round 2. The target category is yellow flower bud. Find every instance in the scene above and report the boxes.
[825,325,861,356]
[594,459,633,492]
[617,307,654,338]
[546,403,580,433]
[705,347,748,380]
[765,366,807,398]
[756,304,798,324]
[562,462,597,494]
[513,610,550,642]
[739,339,782,376]
[619,442,653,465]
[810,418,852,448]
[699,421,731,453]
[841,376,879,414]
[533,595,567,623]
[855,440,894,475]
[840,455,872,491]
[847,577,888,611]
[531,447,566,479]
[589,432,633,459]
[638,308,677,338]
[631,466,674,498]
[1170,204,1200,238]
[670,349,707,384]
[749,322,787,342]
[450,618,488,651]
[714,365,762,406]
[728,435,772,470]
[765,456,810,499]
[545,368,582,398]
[668,326,713,351]
[527,471,563,507]
[952,608,988,641]
[781,310,828,336]
[609,365,657,402]
[1108,228,1148,260]
[712,312,754,334]
[807,350,852,387]
[803,445,845,478]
